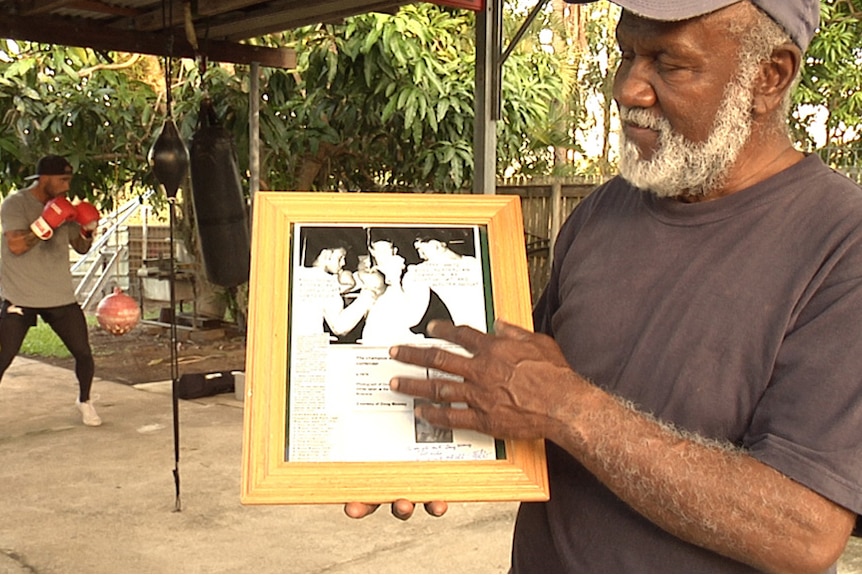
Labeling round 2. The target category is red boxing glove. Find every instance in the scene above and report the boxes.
[30,196,77,240]
[74,201,100,238]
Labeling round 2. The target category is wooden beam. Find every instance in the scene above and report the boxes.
[66,1,142,18]
[131,0,267,32]
[18,0,77,15]
[0,14,296,68]
[126,0,408,42]
[216,0,410,41]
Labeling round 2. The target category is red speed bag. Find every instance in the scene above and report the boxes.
[96,287,141,336]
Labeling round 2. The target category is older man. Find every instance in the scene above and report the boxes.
[347,0,862,572]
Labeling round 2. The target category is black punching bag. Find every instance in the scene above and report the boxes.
[148,118,189,199]
[189,99,251,288]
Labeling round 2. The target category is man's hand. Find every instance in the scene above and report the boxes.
[74,201,100,238]
[389,320,591,443]
[30,196,76,240]
[344,500,448,521]
[343,322,581,524]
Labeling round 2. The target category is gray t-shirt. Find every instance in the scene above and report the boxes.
[0,188,78,307]
[513,154,862,573]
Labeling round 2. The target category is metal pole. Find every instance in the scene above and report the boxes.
[249,62,260,207]
[168,198,182,512]
[500,0,551,67]
[473,0,499,195]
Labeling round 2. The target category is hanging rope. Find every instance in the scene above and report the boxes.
[169,197,182,512]
[160,0,182,513]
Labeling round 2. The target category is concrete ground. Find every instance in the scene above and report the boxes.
[0,356,859,574]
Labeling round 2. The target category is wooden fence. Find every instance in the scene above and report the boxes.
[127,225,173,272]
[497,178,599,303]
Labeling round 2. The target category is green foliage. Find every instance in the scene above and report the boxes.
[0,1,858,198]
[0,4,565,197]
[251,4,564,192]
[792,0,862,148]
[18,320,71,358]
[495,37,568,178]
[563,2,621,178]
[0,43,161,209]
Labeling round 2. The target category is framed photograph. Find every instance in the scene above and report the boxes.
[241,192,548,505]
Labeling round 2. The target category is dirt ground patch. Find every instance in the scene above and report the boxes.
[26,322,247,385]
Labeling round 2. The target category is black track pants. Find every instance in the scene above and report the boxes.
[0,301,95,401]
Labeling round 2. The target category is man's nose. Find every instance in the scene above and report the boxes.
[613,59,657,111]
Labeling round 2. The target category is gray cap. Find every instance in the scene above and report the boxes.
[567,0,820,51]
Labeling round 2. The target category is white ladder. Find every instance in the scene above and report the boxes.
[73,190,154,311]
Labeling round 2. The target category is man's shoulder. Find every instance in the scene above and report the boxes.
[576,176,634,207]
[0,189,31,224]
[786,156,862,221]
[791,153,862,195]
[1,188,37,210]
[1,188,26,204]
[296,266,340,287]
[560,176,637,223]
[297,265,327,279]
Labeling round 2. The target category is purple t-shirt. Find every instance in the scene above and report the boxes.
[512,154,862,573]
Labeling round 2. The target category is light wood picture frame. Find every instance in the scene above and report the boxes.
[241,192,549,505]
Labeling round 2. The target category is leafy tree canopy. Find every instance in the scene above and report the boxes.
[0,0,859,205]
[0,4,565,202]
[793,0,862,150]
[0,46,161,207]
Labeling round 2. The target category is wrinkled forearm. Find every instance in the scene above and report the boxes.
[551,381,855,572]
[388,321,857,571]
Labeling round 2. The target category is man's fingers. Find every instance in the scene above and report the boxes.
[391,321,540,376]
[493,319,533,340]
[415,402,483,433]
[391,500,447,520]
[423,319,458,340]
[391,499,415,520]
[344,500,447,520]
[344,502,381,519]
[426,320,489,350]
[390,343,472,375]
[391,376,464,403]
[424,501,448,516]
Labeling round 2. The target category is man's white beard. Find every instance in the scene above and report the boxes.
[618,75,755,199]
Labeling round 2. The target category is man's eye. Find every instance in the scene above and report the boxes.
[656,55,688,73]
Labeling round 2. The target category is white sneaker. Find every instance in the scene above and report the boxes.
[76,399,102,427]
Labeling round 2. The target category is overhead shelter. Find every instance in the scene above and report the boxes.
[1,0,550,194]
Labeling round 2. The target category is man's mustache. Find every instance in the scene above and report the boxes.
[619,106,667,132]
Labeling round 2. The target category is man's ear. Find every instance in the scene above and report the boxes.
[752,43,801,116]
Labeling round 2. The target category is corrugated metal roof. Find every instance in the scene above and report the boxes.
[1,0,415,67]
